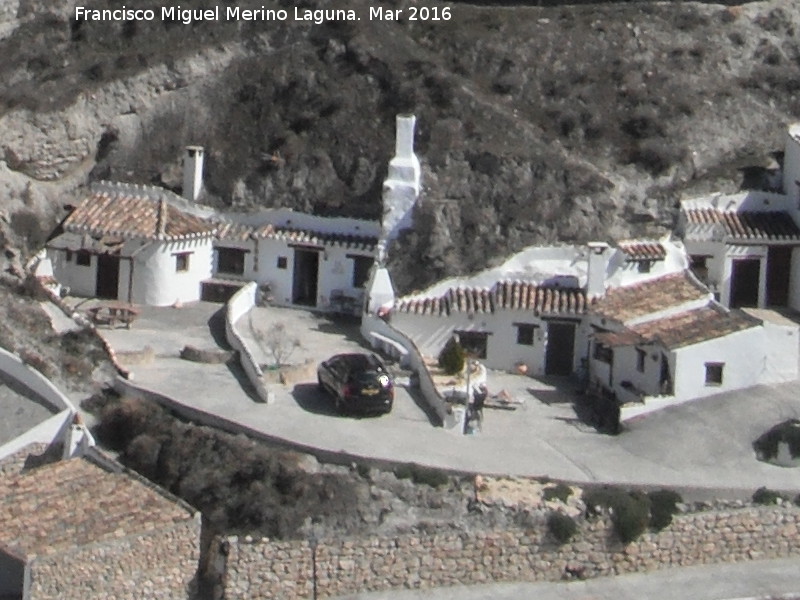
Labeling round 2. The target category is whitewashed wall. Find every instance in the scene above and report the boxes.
[783,124,800,206]
[132,238,213,306]
[759,320,800,383]
[225,282,271,403]
[391,310,590,376]
[48,249,97,298]
[671,327,767,402]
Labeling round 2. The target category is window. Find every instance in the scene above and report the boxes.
[455,331,489,359]
[515,323,536,346]
[76,251,91,267]
[175,252,191,272]
[636,348,647,373]
[705,362,724,386]
[593,343,612,364]
[216,247,246,275]
[277,256,288,270]
[350,255,374,289]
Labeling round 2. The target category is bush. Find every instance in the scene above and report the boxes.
[547,511,577,545]
[647,489,682,531]
[584,486,651,544]
[752,487,785,505]
[543,482,573,503]
[438,337,466,376]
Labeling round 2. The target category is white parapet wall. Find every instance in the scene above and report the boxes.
[0,346,94,460]
[225,282,272,403]
[361,313,461,431]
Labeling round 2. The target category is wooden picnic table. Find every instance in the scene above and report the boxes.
[86,303,140,329]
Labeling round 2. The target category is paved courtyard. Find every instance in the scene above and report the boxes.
[99,301,800,495]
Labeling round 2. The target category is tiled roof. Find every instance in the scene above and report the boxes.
[617,241,667,261]
[395,281,587,316]
[215,221,378,251]
[595,305,758,350]
[0,454,195,559]
[592,271,710,323]
[64,189,215,241]
[683,208,800,241]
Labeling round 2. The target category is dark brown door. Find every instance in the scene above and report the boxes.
[292,249,320,306]
[767,246,792,307]
[730,259,760,308]
[545,321,575,376]
[95,255,120,299]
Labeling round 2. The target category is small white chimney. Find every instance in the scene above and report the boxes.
[586,242,610,299]
[183,145,204,201]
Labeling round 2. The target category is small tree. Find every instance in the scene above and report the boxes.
[438,336,466,375]
[258,323,301,366]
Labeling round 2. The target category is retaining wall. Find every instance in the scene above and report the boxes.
[219,503,800,599]
[361,314,457,429]
[225,282,271,403]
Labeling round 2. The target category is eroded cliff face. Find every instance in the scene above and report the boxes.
[0,0,798,291]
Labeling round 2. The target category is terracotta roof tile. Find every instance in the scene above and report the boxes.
[0,454,195,559]
[683,208,800,241]
[396,282,587,317]
[592,271,710,323]
[617,240,667,261]
[215,221,378,251]
[596,305,758,349]
[64,189,215,241]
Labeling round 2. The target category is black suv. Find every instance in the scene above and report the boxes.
[317,353,394,415]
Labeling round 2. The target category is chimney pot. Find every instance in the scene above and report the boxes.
[183,145,204,201]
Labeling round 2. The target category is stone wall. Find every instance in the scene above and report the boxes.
[220,504,800,599]
[28,515,201,600]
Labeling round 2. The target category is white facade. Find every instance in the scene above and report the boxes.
[211,209,380,310]
[48,235,214,306]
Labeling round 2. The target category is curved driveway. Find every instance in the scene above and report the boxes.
[102,302,800,496]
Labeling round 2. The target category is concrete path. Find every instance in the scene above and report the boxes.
[101,302,800,496]
[332,557,800,600]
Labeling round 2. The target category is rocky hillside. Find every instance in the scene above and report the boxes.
[0,0,798,291]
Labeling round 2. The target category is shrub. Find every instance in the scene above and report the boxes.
[543,482,573,503]
[647,489,683,531]
[752,487,785,505]
[438,337,466,375]
[584,486,651,544]
[547,511,577,545]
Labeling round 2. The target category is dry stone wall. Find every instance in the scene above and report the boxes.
[221,504,800,599]
[28,516,201,600]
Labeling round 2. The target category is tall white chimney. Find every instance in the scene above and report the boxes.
[586,242,610,299]
[183,145,204,201]
[783,124,800,205]
[379,115,422,260]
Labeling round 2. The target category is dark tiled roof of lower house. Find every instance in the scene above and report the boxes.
[595,305,759,350]
[0,451,196,559]
[683,208,800,242]
[591,271,711,323]
[395,281,587,317]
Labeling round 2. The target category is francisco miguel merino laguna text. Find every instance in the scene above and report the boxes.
[74,5,362,24]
